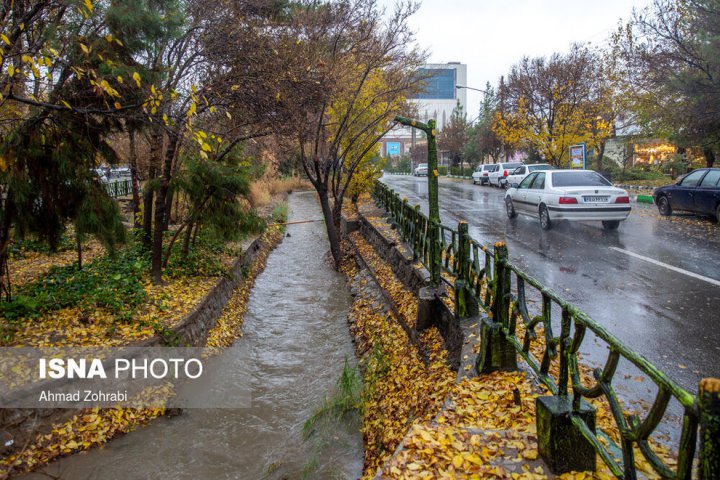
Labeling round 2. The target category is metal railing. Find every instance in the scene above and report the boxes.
[372,180,717,480]
[104,179,132,198]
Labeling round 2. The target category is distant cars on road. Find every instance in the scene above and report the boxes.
[505,169,631,230]
[472,164,496,185]
[414,163,428,176]
[653,168,720,223]
[488,162,523,188]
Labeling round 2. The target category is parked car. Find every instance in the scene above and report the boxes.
[414,163,428,176]
[505,164,554,189]
[653,168,720,222]
[471,164,497,185]
[488,162,523,188]
[108,166,131,178]
[94,167,108,182]
[504,169,631,230]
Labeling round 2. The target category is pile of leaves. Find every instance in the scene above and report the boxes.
[0,402,168,476]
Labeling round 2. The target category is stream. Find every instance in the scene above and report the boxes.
[23,191,363,480]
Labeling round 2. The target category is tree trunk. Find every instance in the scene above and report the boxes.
[128,127,142,229]
[76,233,83,270]
[162,140,182,233]
[704,148,716,168]
[182,219,194,258]
[0,198,15,301]
[191,220,200,247]
[318,189,342,269]
[595,142,606,171]
[142,185,154,249]
[143,129,163,250]
[151,134,178,284]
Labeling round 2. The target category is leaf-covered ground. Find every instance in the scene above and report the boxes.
[342,239,455,478]
[9,238,105,289]
[2,233,259,347]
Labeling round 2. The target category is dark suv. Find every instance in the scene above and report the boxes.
[653,168,720,222]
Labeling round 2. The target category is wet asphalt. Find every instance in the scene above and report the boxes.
[381,175,720,395]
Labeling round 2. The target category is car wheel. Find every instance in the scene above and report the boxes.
[657,195,672,216]
[502,181,510,190]
[506,198,517,219]
[602,220,620,230]
[472,179,477,185]
[539,205,552,230]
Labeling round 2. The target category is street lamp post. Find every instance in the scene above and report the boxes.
[394,115,441,287]
[456,84,490,94]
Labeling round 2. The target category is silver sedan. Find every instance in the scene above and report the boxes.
[504,169,631,230]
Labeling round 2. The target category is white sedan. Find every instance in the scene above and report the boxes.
[471,164,496,185]
[504,169,631,230]
[505,163,554,188]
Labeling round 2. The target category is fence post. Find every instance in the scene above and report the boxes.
[427,219,441,288]
[476,242,517,373]
[699,377,720,480]
[390,189,397,221]
[402,198,409,239]
[413,205,420,261]
[455,222,478,319]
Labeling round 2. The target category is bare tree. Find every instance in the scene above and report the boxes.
[278,0,425,267]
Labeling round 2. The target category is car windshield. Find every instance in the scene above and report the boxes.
[552,171,611,187]
[529,164,553,172]
[502,163,522,169]
[418,164,427,168]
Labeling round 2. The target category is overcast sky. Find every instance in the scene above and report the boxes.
[377,0,653,118]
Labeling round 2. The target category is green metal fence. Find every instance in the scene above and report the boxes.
[373,180,718,479]
[104,179,132,198]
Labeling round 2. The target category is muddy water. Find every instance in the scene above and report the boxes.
[24,191,363,480]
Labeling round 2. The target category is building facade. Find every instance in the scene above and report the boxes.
[379,62,468,159]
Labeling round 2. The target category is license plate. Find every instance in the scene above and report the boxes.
[583,196,609,202]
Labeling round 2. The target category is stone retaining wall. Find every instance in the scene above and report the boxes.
[354,212,464,370]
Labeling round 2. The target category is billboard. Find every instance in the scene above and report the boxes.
[386,142,401,156]
[414,68,456,100]
[570,144,586,169]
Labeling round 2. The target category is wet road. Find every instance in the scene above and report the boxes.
[382,175,720,394]
[23,191,363,480]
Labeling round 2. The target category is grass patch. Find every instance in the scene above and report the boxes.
[303,357,362,440]
[271,202,288,224]
[268,176,312,194]
[249,181,272,208]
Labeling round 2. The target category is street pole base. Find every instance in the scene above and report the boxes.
[476,316,517,374]
[536,396,597,475]
[416,286,444,331]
